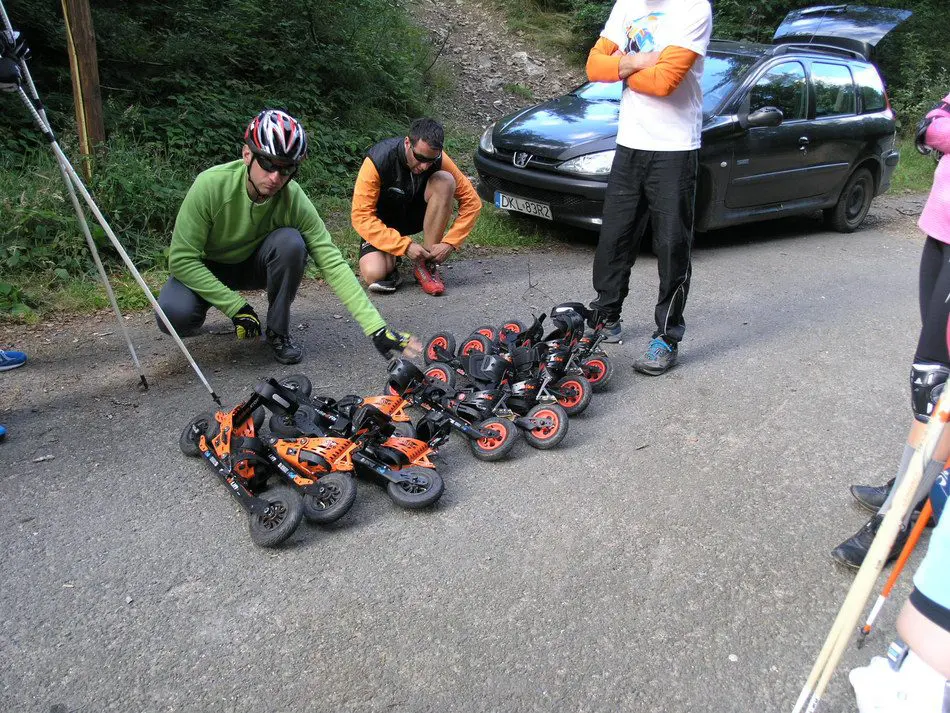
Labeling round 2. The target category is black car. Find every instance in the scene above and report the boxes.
[474,5,910,234]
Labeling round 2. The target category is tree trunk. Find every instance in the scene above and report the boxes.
[61,0,104,180]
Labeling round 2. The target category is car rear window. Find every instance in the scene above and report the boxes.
[852,63,887,113]
[812,62,856,118]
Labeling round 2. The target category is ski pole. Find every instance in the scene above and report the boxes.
[791,387,950,713]
[856,498,933,647]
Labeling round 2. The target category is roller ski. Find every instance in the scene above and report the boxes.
[179,378,355,547]
[268,375,444,509]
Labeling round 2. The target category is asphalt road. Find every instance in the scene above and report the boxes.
[0,215,929,712]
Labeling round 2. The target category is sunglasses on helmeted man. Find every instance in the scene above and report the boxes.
[255,155,298,176]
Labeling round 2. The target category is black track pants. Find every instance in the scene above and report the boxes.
[591,146,698,345]
[916,236,950,364]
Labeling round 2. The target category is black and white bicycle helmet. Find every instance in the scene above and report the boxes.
[244,109,308,163]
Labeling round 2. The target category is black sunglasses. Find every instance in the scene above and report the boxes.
[410,147,441,164]
[255,155,298,177]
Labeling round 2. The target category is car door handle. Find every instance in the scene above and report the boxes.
[799,137,810,146]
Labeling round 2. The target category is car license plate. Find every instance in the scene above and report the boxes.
[495,192,552,220]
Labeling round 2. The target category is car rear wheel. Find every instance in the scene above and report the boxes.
[825,167,873,233]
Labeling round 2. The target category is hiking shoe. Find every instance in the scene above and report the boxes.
[0,349,27,371]
[633,336,678,375]
[850,477,931,525]
[369,268,402,294]
[831,514,909,570]
[414,260,445,296]
[266,329,303,365]
[851,478,895,513]
[600,319,623,344]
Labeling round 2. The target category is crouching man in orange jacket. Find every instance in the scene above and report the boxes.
[352,118,481,296]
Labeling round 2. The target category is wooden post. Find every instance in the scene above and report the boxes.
[61,0,104,180]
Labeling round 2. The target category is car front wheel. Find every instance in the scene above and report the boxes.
[825,167,873,233]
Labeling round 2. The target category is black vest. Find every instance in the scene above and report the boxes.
[366,137,442,229]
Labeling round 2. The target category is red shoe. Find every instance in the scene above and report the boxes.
[414,260,445,296]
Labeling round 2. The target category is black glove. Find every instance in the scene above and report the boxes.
[372,326,412,359]
[0,57,21,91]
[232,304,261,339]
[0,30,30,62]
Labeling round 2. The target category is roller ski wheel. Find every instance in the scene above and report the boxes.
[471,324,497,341]
[386,467,445,509]
[424,362,457,391]
[278,373,312,398]
[248,487,303,548]
[391,421,417,439]
[302,473,357,524]
[522,403,569,450]
[268,404,321,438]
[459,333,491,357]
[555,375,592,416]
[424,332,457,365]
[498,319,526,341]
[581,355,613,392]
[180,411,216,457]
[470,417,518,462]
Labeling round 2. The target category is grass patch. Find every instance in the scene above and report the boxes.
[504,83,535,101]
[492,0,581,60]
[464,205,546,249]
[891,137,938,193]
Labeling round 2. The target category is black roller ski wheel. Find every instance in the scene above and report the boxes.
[386,467,445,509]
[554,375,592,416]
[459,333,491,356]
[498,319,527,341]
[582,355,613,392]
[522,403,569,450]
[469,417,518,461]
[180,411,215,457]
[425,362,457,391]
[391,421,418,439]
[424,332,457,365]
[303,473,357,524]
[278,374,313,398]
[471,324,497,341]
[248,487,303,547]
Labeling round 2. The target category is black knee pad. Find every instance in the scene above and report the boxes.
[911,362,950,423]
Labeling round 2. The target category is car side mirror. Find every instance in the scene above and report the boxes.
[747,106,784,128]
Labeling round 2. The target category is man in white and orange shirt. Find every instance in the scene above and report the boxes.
[351,118,481,296]
[586,0,711,375]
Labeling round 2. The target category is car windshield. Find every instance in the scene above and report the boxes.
[571,51,757,114]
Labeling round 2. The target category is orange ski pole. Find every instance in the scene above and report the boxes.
[856,499,934,648]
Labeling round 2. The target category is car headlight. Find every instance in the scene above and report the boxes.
[479,124,496,155]
[558,150,615,176]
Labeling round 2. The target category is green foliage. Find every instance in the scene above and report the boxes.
[891,137,938,193]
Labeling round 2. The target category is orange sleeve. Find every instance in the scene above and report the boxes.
[350,158,413,256]
[627,45,699,97]
[586,36,621,83]
[440,154,481,249]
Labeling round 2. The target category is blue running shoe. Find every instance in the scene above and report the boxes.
[633,336,678,375]
[0,349,26,371]
[0,424,6,440]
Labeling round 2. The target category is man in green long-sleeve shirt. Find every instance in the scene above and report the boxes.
[157,109,421,364]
